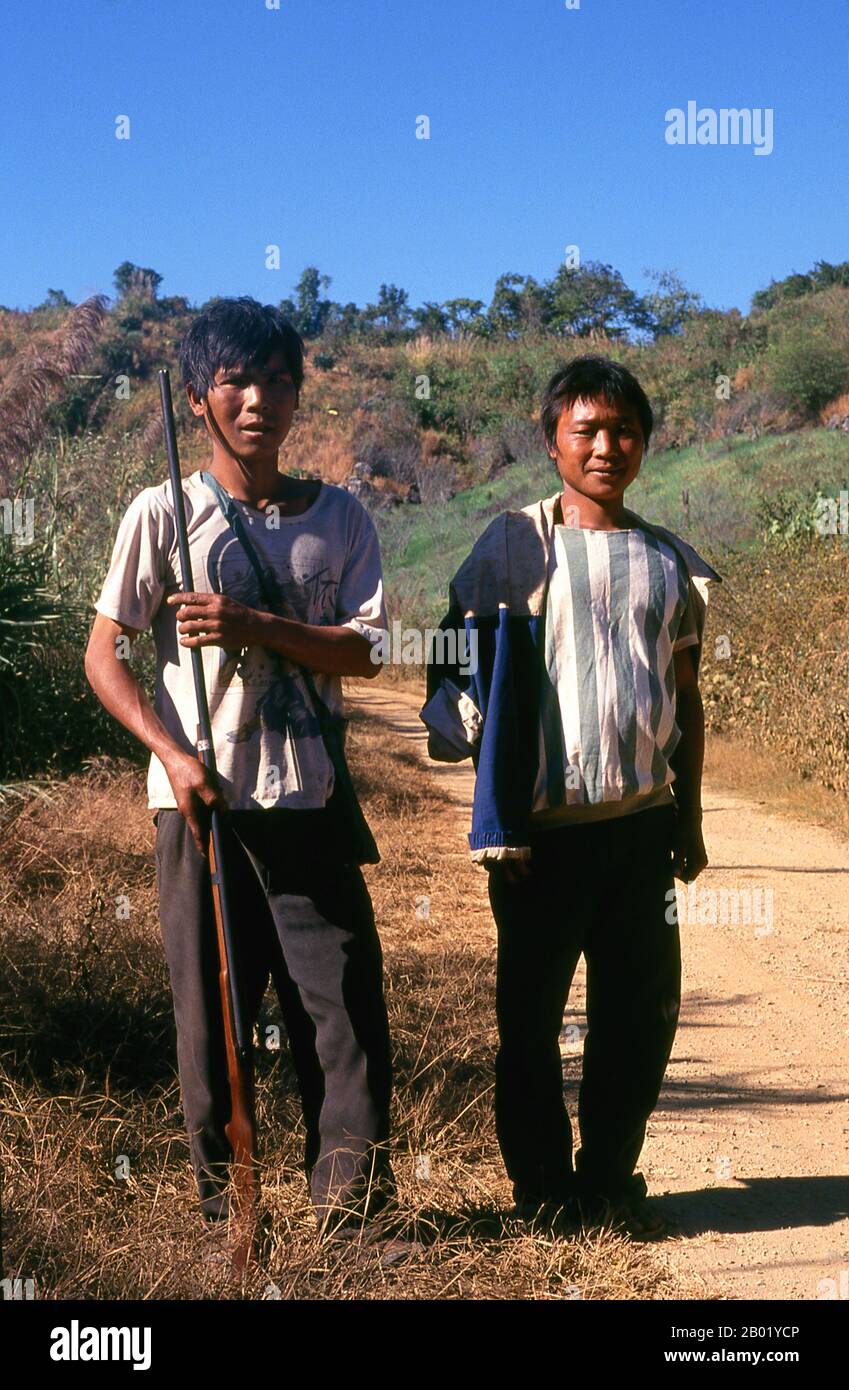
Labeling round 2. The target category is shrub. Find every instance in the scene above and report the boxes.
[468,417,545,482]
[765,325,849,415]
[0,535,145,785]
[351,398,421,484]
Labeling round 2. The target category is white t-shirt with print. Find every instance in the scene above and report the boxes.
[94,471,386,811]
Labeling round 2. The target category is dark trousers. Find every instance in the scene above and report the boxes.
[487,803,680,1207]
[153,807,394,1227]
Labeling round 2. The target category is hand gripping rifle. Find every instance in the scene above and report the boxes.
[158,369,258,1269]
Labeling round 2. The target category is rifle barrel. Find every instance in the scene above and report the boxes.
[157,368,253,1058]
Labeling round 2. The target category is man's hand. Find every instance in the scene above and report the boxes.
[162,749,229,856]
[672,813,708,883]
[85,613,228,855]
[165,591,380,679]
[485,856,534,884]
[167,591,260,650]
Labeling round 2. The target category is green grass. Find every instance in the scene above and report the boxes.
[376,454,554,630]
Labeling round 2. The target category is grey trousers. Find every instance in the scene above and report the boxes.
[153,806,394,1227]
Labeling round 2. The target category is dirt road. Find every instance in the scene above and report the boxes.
[348,683,849,1302]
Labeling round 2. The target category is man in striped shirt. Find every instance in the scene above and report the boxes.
[485,357,714,1240]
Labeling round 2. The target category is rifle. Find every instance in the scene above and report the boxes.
[158,368,259,1270]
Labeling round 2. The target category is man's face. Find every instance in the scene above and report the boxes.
[188,350,298,460]
[549,394,644,504]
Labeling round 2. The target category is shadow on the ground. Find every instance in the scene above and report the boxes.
[395,1204,515,1244]
[663,1175,849,1238]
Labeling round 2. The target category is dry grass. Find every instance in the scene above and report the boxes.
[283,409,357,484]
[402,333,480,367]
[819,391,849,424]
[704,733,849,842]
[0,714,703,1300]
[0,296,107,484]
[701,537,849,794]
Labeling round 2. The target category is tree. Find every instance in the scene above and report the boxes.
[548,260,648,339]
[487,274,550,337]
[156,295,191,319]
[443,298,486,335]
[287,266,335,339]
[113,261,163,300]
[811,259,849,291]
[751,259,849,313]
[412,301,449,335]
[752,272,813,313]
[364,283,411,336]
[641,268,703,337]
[325,301,368,339]
[487,273,523,335]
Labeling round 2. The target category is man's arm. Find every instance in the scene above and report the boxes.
[84,613,227,854]
[164,592,381,678]
[669,644,708,882]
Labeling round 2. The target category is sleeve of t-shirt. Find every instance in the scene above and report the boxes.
[334,496,388,646]
[93,488,174,632]
[672,576,699,653]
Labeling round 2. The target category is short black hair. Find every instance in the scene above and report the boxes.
[540,355,654,458]
[179,296,305,401]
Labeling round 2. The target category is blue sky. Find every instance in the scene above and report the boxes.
[2,0,847,315]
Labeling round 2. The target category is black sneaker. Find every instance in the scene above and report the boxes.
[574,1172,669,1241]
[509,1193,579,1235]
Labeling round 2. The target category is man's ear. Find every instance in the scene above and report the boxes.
[185,382,207,419]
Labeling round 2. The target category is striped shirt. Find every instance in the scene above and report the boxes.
[531,522,699,827]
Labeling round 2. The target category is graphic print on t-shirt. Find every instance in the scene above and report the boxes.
[204,526,327,745]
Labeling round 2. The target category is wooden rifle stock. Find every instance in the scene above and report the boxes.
[204,749,258,1268]
[158,369,258,1269]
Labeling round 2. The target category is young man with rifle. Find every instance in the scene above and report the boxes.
[85,297,395,1263]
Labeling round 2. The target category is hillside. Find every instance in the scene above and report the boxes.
[3,260,849,502]
[2,262,849,797]
[377,428,849,628]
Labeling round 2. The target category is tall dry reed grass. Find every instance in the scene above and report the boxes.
[0,297,108,486]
